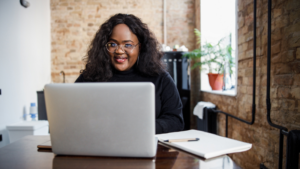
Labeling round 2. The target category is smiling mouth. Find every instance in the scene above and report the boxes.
[114,56,127,63]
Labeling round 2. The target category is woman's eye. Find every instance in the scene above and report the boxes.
[108,43,117,47]
[124,44,133,48]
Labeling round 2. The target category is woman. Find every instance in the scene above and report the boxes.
[75,13,184,134]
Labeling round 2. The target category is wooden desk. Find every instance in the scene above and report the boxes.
[0,136,241,169]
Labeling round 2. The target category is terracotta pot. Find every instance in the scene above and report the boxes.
[207,73,224,90]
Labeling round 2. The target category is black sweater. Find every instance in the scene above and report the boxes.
[75,68,184,134]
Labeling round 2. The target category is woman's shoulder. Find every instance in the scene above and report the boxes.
[75,74,93,83]
[158,71,173,80]
[75,74,84,83]
[152,71,175,87]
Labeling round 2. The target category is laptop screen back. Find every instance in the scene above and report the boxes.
[44,83,156,157]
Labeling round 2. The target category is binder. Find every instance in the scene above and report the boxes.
[156,130,252,159]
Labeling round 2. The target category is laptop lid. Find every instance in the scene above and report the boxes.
[44,83,157,157]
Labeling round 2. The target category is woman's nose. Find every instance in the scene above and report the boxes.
[115,45,125,54]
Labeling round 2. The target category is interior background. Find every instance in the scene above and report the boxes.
[0,0,299,168]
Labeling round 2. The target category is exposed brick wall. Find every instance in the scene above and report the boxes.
[51,0,195,83]
[190,0,201,131]
[199,0,300,168]
[166,0,195,50]
[50,0,300,168]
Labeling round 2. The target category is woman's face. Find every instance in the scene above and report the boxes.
[108,24,140,71]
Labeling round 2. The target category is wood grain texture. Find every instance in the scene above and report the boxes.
[0,135,241,169]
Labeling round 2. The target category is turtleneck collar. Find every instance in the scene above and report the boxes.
[112,67,137,77]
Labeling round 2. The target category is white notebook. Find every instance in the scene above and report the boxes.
[156,130,252,159]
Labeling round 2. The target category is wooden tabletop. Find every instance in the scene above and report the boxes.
[0,135,241,169]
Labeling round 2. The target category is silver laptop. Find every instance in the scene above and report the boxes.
[44,83,157,158]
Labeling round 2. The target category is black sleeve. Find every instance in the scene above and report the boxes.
[75,74,85,83]
[155,73,184,134]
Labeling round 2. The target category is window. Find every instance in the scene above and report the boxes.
[200,0,237,96]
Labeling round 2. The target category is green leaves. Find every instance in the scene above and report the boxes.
[183,29,235,74]
[194,29,201,44]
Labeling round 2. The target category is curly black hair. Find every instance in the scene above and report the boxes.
[81,13,166,82]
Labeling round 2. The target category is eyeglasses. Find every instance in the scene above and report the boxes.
[105,42,139,53]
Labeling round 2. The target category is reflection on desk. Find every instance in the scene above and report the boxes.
[0,136,241,169]
[53,156,156,169]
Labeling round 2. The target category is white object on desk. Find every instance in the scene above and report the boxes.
[193,101,216,119]
[156,130,252,159]
[6,121,49,143]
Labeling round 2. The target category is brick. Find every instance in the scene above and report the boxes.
[238,51,246,60]
[239,59,248,68]
[291,61,300,73]
[271,87,278,99]
[280,39,289,52]
[245,13,253,26]
[238,35,246,45]
[248,39,253,51]
[273,15,289,29]
[248,59,253,67]
[245,31,253,42]
[277,87,291,98]
[242,43,248,51]
[55,19,67,23]
[271,29,282,41]
[66,40,82,49]
[242,26,248,35]
[288,36,300,48]
[248,23,254,32]
[238,68,245,77]
[245,68,253,77]
[261,65,267,74]
[246,3,253,15]
[238,0,244,11]
[242,77,250,86]
[289,9,300,23]
[274,63,293,75]
[60,3,68,6]
[273,9,282,18]
[238,28,243,37]
[239,85,247,94]
[291,87,300,99]
[262,34,268,45]
[281,50,295,62]
[238,44,243,52]
[281,99,295,111]
[256,47,262,56]
[238,77,243,85]
[271,53,282,63]
[271,99,280,110]
[248,77,253,86]
[293,74,300,86]
[271,42,281,55]
[286,0,300,11]
[261,75,267,86]
[283,22,300,37]
[246,86,253,95]
[245,49,253,59]
[296,48,300,59]
[238,12,244,28]
[274,75,293,86]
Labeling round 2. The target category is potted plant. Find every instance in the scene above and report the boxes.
[184,29,234,90]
